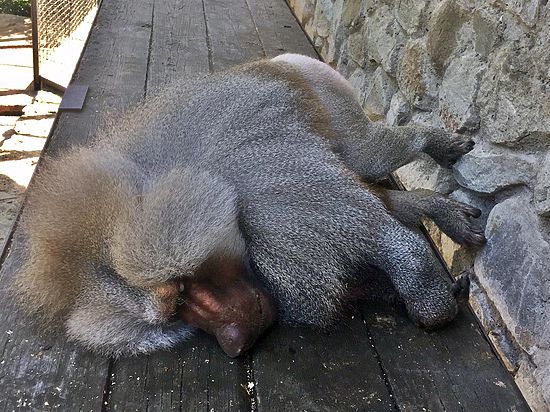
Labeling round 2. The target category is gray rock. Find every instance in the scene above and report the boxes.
[395,0,427,35]
[410,110,444,128]
[426,0,469,74]
[341,0,362,28]
[397,39,439,111]
[472,10,500,58]
[534,152,550,216]
[454,145,537,194]
[347,29,366,67]
[439,53,486,132]
[396,156,458,194]
[364,67,397,120]
[450,187,492,223]
[364,6,406,76]
[346,67,369,104]
[290,0,317,37]
[386,91,411,126]
[313,0,332,38]
[474,192,550,405]
[477,42,550,147]
[499,0,544,27]
[289,0,316,25]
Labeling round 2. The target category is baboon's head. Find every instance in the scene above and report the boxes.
[105,168,276,357]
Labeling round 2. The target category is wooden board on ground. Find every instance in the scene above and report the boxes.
[146,0,210,91]
[202,0,266,71]
[246,0,318,58]
[252,317,396,411]
[363,304,530,412]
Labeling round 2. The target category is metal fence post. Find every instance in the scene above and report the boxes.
[31,0,40,91]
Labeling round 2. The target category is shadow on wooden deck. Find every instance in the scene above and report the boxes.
[0,0,531,410]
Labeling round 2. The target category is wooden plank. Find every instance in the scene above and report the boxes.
[245,0,318,58]
[107,334,251,411]
[252,316,396,411]
[0,0,155,409]
[0,234,110,411]
[146,0,210,91]
[203,0,266,70]
[363,305,530,411]
[46,0,155,155]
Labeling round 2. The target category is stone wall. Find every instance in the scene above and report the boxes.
[286,0,550,409]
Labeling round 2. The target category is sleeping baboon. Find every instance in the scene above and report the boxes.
[16,54,485,357]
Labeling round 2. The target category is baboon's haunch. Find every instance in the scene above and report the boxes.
[16,54,485,357]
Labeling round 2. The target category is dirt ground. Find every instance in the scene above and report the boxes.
[0,14,60,247]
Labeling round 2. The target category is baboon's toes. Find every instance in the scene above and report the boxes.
[451,273,470,304]
[461,203,482,218]
[458,200,481,219]
[435,134,475,168]
[449,220,486,246]
[441,200,486,246]
[463,226,486,246]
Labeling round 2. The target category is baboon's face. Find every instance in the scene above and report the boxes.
[174,255,275,357]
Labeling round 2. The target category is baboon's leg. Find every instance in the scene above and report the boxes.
[366,215,461,329]
[271,54,474,183]
[333,119,474,183]
[372,187,486,246]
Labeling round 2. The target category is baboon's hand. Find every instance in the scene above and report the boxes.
[425,129,475,168]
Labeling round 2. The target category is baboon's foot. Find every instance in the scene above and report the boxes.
[405,290,458,331]
[429,195,486,246]
[451,273,470,304]
[425,130,474,169]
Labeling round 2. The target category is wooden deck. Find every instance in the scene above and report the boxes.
[0,0,531,410]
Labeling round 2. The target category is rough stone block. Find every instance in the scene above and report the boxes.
[499,0,543,27]
[439,53,486,132]
[477,42,550,147]
[474,192,550,407]
[364,6,406,76]
[364,67,397,120]
[472,11,500,58]
[454,145,536,194]
[426,0,468,74]
[397,39,439,111]
[386,91,411,126]
[288,0,315,24]
[396,156,458,194]
[313,0,332,38]
[395,0,427,35]
[347,29,366,67]
[534,152,550,216]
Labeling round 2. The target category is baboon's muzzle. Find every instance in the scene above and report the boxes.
[177,256,276,357]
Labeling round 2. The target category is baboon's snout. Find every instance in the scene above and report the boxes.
[177,257,276,357]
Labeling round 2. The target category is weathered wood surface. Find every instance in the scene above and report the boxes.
[0,0,531,411]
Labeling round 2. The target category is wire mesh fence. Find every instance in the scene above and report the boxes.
[32,0,101,89]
